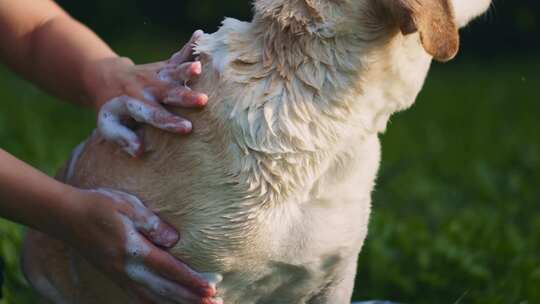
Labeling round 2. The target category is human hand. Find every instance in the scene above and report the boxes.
[86,30,208,156]
[62,187,222,304]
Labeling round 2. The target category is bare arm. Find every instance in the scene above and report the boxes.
[0,0,116,106]
[0,1,221,302]
[0,149,74,235]
[0,148,219,303]
[0,0,209,155]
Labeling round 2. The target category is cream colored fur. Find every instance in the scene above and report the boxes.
[23,0,491,303]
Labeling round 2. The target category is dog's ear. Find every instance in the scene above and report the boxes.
[387,0,460,62]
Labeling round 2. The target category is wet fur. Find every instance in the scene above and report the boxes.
[23,0,491,303]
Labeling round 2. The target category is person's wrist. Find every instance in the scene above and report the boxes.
[43,184,84,241]
[82,56,134,110]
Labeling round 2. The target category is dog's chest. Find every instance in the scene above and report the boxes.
[183,135,381,303]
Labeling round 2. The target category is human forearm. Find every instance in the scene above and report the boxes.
[0,149,218,301]
[24,14,118,107]
[0,149,75,237]
[0,0,118,107]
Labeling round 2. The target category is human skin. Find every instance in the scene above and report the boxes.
[0,0,219,303]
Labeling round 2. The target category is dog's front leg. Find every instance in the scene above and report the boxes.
[307,257,358,304]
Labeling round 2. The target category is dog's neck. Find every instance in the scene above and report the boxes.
[228,9,429,145]
[248,0,428,129]
[253,0,335,38]
[196,4,432,205]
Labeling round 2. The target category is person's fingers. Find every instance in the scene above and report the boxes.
[169,30,205,65]
[97,97,144,157]
[125,260,212,304]
[114,191,179,248]
[142,75,171,97]
[127,277,223,304]
[136,65,175,97]
[124,84,157,103]
[117,214,205,303]
[138,217,179,249]
[162,61,202,83]
[174,62,203,81]
[143,248,218,297]
[126,83,170,110]
[98,94,195,156]
[158,61,202,84]
[125,284,162,304]
[92,189,221,304]
[200,273,223,296]
[124,97,193,134]
[164,86,208,108]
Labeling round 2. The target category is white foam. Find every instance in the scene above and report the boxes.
[66,139,87,182]
[120,214,152,258]
[158,69,174,83]
[97,97,141,156]
[143,88,157,102]
[93,189,173,295]
[126,97,154,123]
[200,272,224,289]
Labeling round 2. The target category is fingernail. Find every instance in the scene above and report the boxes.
[160,226,180,247]
[195,94,208,106]
[191,62,202,75]
[134,140,145,157]
[178,120,192,134]
[200,273,223,289]
[124,140,141,157]
[193,30,204,40]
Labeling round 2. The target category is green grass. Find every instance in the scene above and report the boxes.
[0,51,538,303]
[0,69,95,304]
[354,59,540,304]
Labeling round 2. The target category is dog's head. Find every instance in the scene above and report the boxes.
[254,0,492,62]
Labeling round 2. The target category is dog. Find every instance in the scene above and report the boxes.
[23,0,491,303]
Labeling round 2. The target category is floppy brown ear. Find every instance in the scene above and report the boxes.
[390,0,460,62]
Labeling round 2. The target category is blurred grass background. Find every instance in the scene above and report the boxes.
[1,0,539,303]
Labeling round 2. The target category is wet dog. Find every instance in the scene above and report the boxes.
[23,0,491,303]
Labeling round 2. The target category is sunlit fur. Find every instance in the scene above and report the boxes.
[23,0,491,303]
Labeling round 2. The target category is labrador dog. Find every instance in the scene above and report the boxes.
[23,0,491,303]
